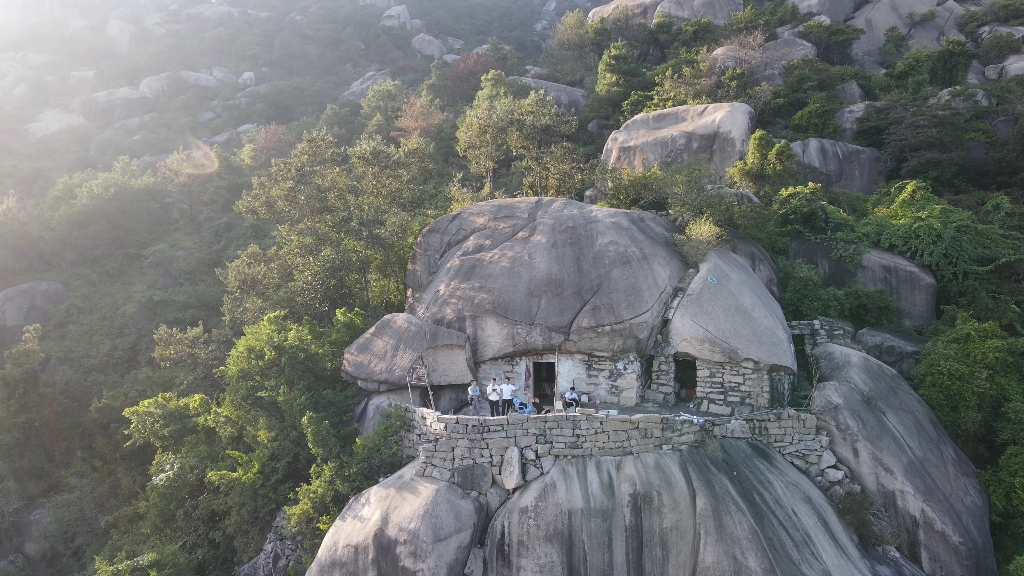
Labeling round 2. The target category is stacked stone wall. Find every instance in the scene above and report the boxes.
[644,355,677,405]
[693,359,776,416]
[402,406,836,491]
[788,317,856,354]
[476,353,643,407]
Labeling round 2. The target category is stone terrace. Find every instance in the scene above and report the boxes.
[403,406,838,491]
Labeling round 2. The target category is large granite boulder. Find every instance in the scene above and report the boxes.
[508,77,588,114]
[654,0,744,25]
[405,198,687,362]
[588,0,663,23]
[306,463,486,576]
[412,33,446,60]
[668,250,795,371]
[342,313,474,392]
[723,231,781,300]
[709,38,816,85]
[486,442,924,575]
[339,70,390,103]
[790,240,937,329]
[602,103,756,173]
[73,87,155,126]
[854,327,928,379]
[380,5,410,28]
[848,0,964,68]
[786,0,858,23]
[790,138,881,195]
[24,109,90,139]
[0,281,67,348]
[811,344,996,576]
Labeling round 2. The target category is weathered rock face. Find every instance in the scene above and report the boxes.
[306,463,486,576]
[486,443,923,575]
[588,0,663,23]
[668,250,795,371]
[835,80,865,104]
[723,230,781,300]
[655,0,744,25]
[811,344,997,576]
[602,103,756,173]
[73,87,155,126]
[790,240,937,329]
[786,0,858,23]
[238,509,301,576]
[930,87,992,109]
[709,37,815,86]
[790,138,881,195]
[339,70,390,103]
[835,102,872,142]
[0,281,67,348]
[854,327,928,379]
[343,313,474,392]
[24,109,90,139]
[412,33,446,60]
[508,77,588,114]
[380,4,410,28]
[848,0,964,68]
[405,198,687,362]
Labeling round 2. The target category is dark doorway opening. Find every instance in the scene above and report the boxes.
[533,362,556,402]
[674,358,697,403]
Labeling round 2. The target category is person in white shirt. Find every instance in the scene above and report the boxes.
[487,378,501,416]
[500,377,517,416]
[564,387,580,410]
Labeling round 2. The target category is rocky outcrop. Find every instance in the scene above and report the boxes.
[790,240,937,329]
[508,77,588,114]
[73,87,155,126]
[380,5,410,28]
[602,103,756,173]
[404,199,687,362]
[709,37,816,85]
[854,327,927,379]
[339,70,390,102]
[588,0,663,23]
[668,250,796,370]
[305,463,486,576]
[835,102,873,142]
[790,138,881,195]
[929,87,992,108]
[836,80,865,104]
[848,0,964,68]
[486,443,924,575]
[238,509,301,576]
[723,230,781,300]
[24,109,90,139]
[786,0,858,23]
[811,344,997,576]
[104,20,136,56]
[0,281,67,348]
[342,313,474,392]
[655,0,744,25]
[412,33,446,60]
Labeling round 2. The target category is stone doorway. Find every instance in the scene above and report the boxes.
[674,358,697,403]
[533,361,556,401]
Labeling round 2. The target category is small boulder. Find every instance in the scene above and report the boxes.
[74,87,155,126]
[854,327,928,379]
[602,103,756,173]
[967,60,987,85]
[835,80,865,104]
[929,87,991,108]
[508,77,588,114]
[24,109,89,139]
[380,5,410,28]
[500,446,525,490]
[790,138,881,195]
[412,33,447,60]
[0,281,67,348]
[1004,54,1024,79]
[819,449,837,469]
[834,102,872,142]
[339,70,391,103]
[985,64,1003,81]
[822,467,845,482]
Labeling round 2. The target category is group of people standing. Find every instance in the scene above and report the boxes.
[466,378,583,416]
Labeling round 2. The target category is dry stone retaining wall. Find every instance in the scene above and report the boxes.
[693,359,794,416]
[645,355,677,405]
[403,406,836,492]
[789,317,856,355]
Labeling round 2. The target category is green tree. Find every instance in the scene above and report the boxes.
[541,10,599,86]
[797,21,864,65]
[726,129,797,197]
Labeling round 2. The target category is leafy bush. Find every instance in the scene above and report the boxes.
[676,216,727,265]
[879,26,909,68]
[788,93,843,138]
[980,32,1024,65]
[778,259,847,321]
[797,21,864,65]
[726,129,798,197]
[725,0,806,36]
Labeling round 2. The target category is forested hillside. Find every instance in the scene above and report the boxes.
[1,0,1024,573]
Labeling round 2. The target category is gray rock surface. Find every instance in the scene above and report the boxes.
[412,33,447,60]
[405,198,687,362]
[811,344,996,576]
[1004,54,1024,79]
[238,509,301,576]
[835,102,873,142]
[500,446,525,490]
[790,138,881,194]
[306,463,486,576]
[854,327,928,379]
[342,313,474,392]
[786,0,857,22]
[485,443,924,575]
[602,103,755,173]
[848,0,964,67]
[0,281,67,348]
[588,0,663,23]
[353,390,409,435]
[74,87,155,126]
[453,463,493,493]
[789,240,937,329]
[24,109,90,139]
[380,4,410,28]
[967,60,987,85]
[929,87,991,108]
[339,70,390,103]
[723,230,781,300]
[508,77,588,114]
[835,80,865,104]
[668,250,796,370]
[654,0,744,25]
